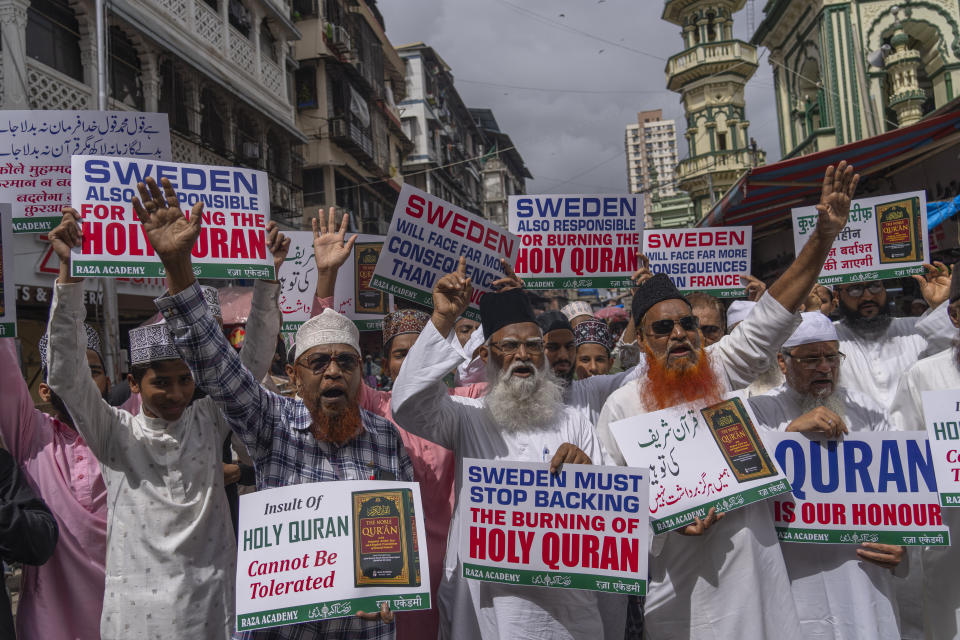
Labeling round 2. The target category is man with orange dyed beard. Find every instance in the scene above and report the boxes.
[596,162,860,640]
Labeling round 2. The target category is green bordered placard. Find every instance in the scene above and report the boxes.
[462,564,645,596]
[651,479,791,534]
[236,593,430,632]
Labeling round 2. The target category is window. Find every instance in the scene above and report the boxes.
[717,132,727,151]
[229,0,252,36]
[109,27,144,109]
[295,66,317,109]
[158,59,190,133]
[292,0,316,19]
[200,89,225,152]
[26,0,82,80]
[303,168,325,207]
[235,111,260,166]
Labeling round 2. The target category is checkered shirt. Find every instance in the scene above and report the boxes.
[158,282,412,640]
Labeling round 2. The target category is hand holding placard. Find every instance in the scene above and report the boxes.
[48,207,83,284]
[132,177,202,294]
[266,221,291,279]
[913,261,952,307]
[491,258,524,292]
[431,257,473,336]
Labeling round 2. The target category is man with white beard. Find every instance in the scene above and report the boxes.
[889,265,960,640]
[595,161,860,640]
[749,312,905,640]
[391,258,603,640]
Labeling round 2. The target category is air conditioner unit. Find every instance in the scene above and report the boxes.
[242,142,260,158]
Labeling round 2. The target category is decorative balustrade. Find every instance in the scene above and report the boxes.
[26,60,92,110]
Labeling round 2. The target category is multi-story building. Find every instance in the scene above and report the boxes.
[292,0,412,234]
[663,0,766,222]
[397,42,484,215]
[754,1,960,159]
[470,107,531,228]
[624,109,692,227]
[1,0,308,226]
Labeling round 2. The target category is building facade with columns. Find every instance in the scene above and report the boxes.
[663,0,766,223]
[0,0,307,225]
[292,0,412,235]
[755,0,960,158]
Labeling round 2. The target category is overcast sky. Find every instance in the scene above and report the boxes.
[378,0,780,196]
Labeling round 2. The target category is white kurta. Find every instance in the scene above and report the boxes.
[391,322,606,640]
[564,364,640,426]
[835,303,953,411]
[48,283,235,639]
[749,384,901,640]
[890,348,960,640]
[595,292,803,640]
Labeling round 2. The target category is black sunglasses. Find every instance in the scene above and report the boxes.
[648,316,699,336]
[296,353,361,375]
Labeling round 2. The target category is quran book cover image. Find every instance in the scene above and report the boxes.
[700,397,778,483]
[351,489,420,588]
[875,197,922,264]
[354,243,388,314]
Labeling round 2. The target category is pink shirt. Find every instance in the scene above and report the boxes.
[0,339,107,640]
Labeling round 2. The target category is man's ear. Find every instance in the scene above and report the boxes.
[38,382,52,403]
[949,302,960,329]
[477,345,489,364]
[127,373,141,395]
[777,352,788,376]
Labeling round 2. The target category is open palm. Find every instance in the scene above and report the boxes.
[312,207,357,271]
[815,162,860,238]
[132,177,202,259]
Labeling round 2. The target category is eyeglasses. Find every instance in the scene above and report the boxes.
[647,316,699,336]
[843,283,884,298]
[296,353,361,375]
[700,324,723,340]
[490,338,545,355]
[783,351,846,370]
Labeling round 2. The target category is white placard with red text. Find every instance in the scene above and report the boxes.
[278,232,391,332]
[236,480,430,632]
[642,226,752,297]
[1,111,171,233]
[763,432,949,545]
[792,191,929,285]
[509,194,642,289]
[610,394,790,534]
[69,155,273,279]
[460,459,648,595]
[921,389,960,507]
[370,184,518,321]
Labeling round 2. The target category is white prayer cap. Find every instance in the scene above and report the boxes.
[129,321,179,365]
[726,300,755,329]
[561,301,593,321]
[782,312,839,349]
[294,308,361,362]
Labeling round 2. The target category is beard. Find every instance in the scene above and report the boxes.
[485,359,564,433]
[640,344,725,411]
[840,299,892,334]
[798,383,847,420]
[309,404,363,445]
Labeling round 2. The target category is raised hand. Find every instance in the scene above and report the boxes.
[432,256,473,336]
[266,221,291,276]
[492,257,524,291]
[741,274,766,301]
[132,176,202,293]
[312,207,357,273]
[49,207,84,284]
[814,162,860,239]
[632,252,653,290]
[913,261,952,308]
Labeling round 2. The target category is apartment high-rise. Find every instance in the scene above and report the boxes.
[625,110,693,227]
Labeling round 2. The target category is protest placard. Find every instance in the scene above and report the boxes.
[370,184,518,321]
[508,195,642,289]
[1,111,171,234]
[763,432,949,545]
[460,459,648,595]
[236,480,430,632]
[642,226,752,297]
[610,395,790,534]
[0,203,15,336]
[921,389,960,507]
[69,155,273,279]
[278,232,391,332]
[792,191,929,285]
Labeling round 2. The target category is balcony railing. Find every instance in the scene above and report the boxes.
[676,149,764,182]
[666,40,758,90]
[26,60,93,110]
[330,117,374,162]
